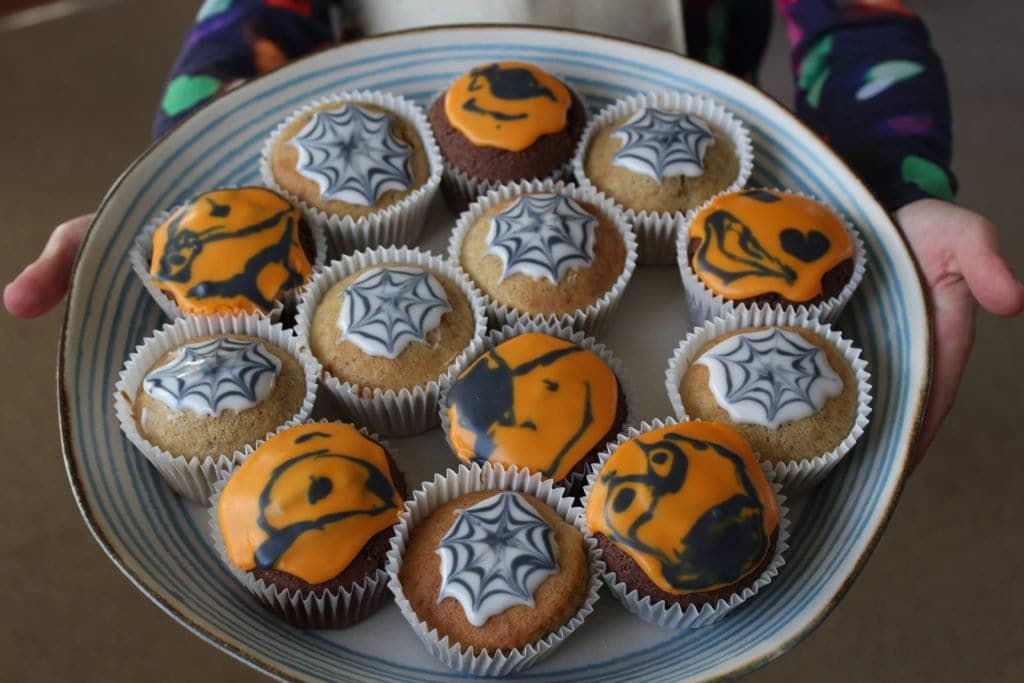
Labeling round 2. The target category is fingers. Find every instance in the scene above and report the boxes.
[955,215,1024,317]
[912,274,976,469]
[3,215,92,319]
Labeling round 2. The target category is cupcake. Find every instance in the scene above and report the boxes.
[386,463,603,676]
[261,90,442,254]
[448,179,637,333]
[295,246,487,436]
[131,187,322,319]
[666,308,871,493]
[583,419,787,629]
[113,314,318,502]
[212,422,407,628]
[573,91,753,265]
[428,61,587,209]
[441,325,629,491]
[679,188,866,323]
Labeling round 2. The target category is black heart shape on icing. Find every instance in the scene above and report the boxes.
[780,228,830,263]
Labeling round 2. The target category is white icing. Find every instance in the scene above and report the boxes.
[485,193,598,284]
[696,328,843,429]
[142,337,281,418]
[610,107,714,182]
[435,491,558,627]
[337,266,451,359]
[289,103,413,206]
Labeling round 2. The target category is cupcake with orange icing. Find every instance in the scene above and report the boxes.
[131,187,324,320]
[677,188,866,323]
[211,421,407,628]
[582,418,788,629]
[427,61,587,210]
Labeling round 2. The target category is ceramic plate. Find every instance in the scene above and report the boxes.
[59,26,928,682]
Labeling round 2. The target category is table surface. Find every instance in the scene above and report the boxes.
[1,1,1022,681]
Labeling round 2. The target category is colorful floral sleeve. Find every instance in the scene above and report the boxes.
[152,0,335,139]
[778,0,956,211]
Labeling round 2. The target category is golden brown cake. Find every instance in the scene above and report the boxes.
[309,264,476,391]
[679,326,858,464]
[133,334,306,459]
[398,489,588,651]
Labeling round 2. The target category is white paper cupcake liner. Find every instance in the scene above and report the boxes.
[572,91,754,266]
[665,307,873,496]
[429,78,586,212]
[438,319,637,495]
[130,196,328,321]
[581,417,790,629]
[208,423,398,629]
[260,90,444,257]
[676,187,867,324]
[113,314,320,502]
[385,463,604,676]
[447,178,638,335]
[293,245,488,436]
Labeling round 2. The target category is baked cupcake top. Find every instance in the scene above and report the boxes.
[446,332,622,482]
[309,264,476,390]
[681,326,859,463]
[270,100,431,218]
[585,421,778,596]
[686,189,854,305]
[428,61,587,183]
[134,334,307,460]
[218,422,404,585]
[398,489,589,651]
[148,187,314,315]
[458,192,627,316]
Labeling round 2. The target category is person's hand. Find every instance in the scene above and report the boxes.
[3,214,92,318]
[894,199,1024,467]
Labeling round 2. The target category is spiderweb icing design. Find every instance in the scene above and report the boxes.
[486,193,597,284]
[143,337,281,417]
[337,266,451,359]
[696,328,843,429]
[289,104,413,206]
[436,492,558,626]
[610,107,714,182]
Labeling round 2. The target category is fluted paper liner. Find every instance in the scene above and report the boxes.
[260,90,443,257]
[665,307,872,495]
[113,314,319,502]
[207,422,397,629]
[581,417,790,629]
[293,245,488,436]
[130,198,328,321]
[385,463,604,676]
[438,319,637,496]
[572,91,754,266]
[676,187,867,324]
[447,178,638,335]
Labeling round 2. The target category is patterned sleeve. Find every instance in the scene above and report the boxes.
[152,0,338,139]
[778,0,957,211]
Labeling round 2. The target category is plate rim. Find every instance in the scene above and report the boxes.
[57,23,931,682]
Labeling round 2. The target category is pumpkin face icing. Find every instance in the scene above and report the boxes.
[688,189,853,303]
[218,423,402,585]
[446,333,619,482]
[586,422,779,595]
[149,187,312,315]
[444,61,572,152]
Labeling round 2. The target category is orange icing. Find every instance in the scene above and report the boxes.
[217,422,402,585]
[149,187,312,315]
[585,421,779,595]
[444,61,572,152]
[446,332,619,482]
[688,189,853,303]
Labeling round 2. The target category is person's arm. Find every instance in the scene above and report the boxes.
[778,0,1023,463]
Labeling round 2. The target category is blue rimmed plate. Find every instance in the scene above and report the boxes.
[59,26,928,682]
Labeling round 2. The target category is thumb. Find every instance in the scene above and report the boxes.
[3,215,92,319]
